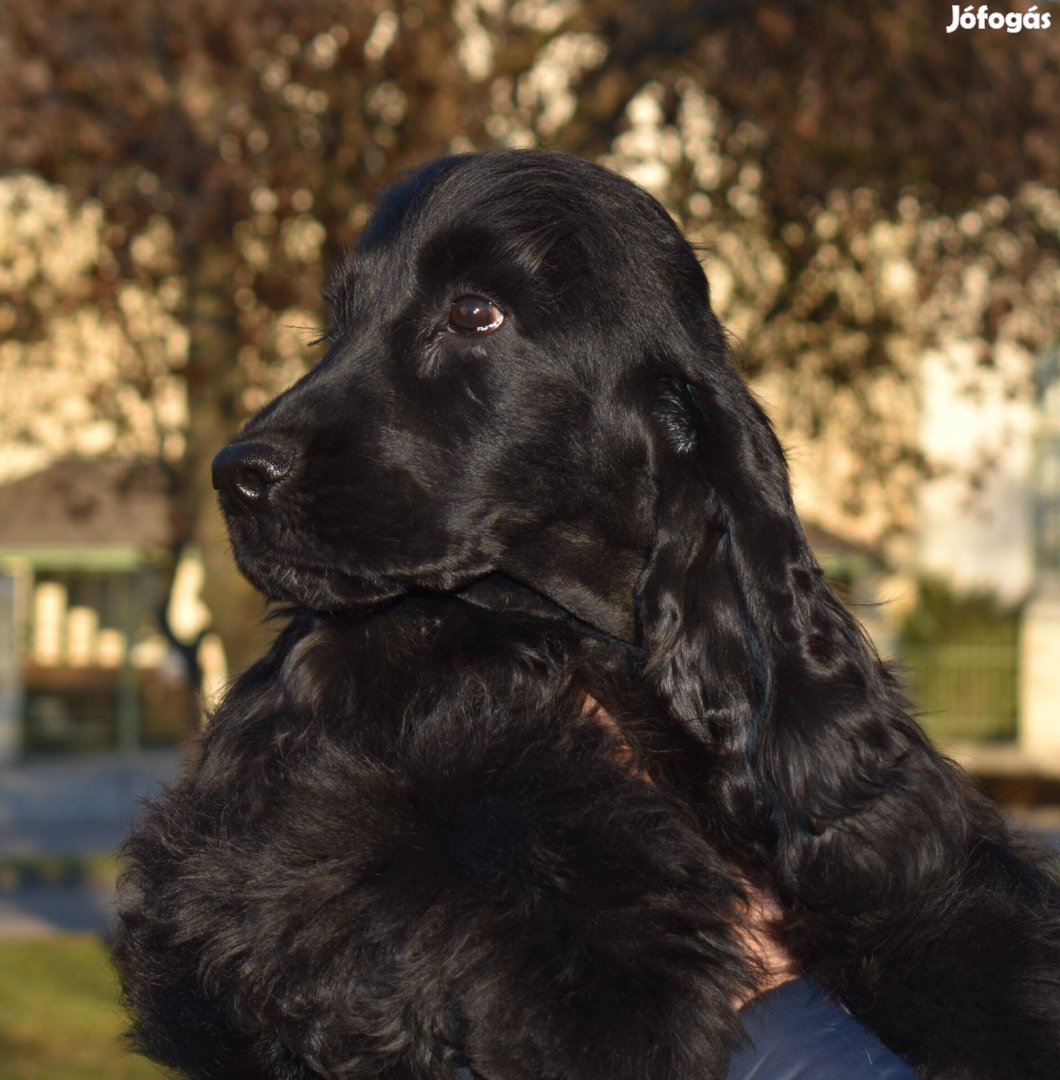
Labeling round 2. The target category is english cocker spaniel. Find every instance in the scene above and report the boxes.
[114,150,1060,1080]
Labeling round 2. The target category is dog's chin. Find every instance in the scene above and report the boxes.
[233,553,401,613]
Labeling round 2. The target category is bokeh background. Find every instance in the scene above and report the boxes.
[1,1,1059,1076]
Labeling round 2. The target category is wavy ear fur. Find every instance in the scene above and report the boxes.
[636,339,942,891]
[635,321,1060,1078]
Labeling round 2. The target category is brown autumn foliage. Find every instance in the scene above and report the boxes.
[0,0,1057,666]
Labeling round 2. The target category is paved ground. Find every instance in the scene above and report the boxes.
[0,748,183,938]
[0,882,116,938]
[0,747,183,858]
[0,747,1057,939]
[1011,808,1060,853]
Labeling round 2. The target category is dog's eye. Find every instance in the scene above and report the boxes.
[448,295,504,335]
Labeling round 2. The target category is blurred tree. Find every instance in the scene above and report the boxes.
[1,0,1058,668]
[0,0,515,667]
[572,0,1060,542]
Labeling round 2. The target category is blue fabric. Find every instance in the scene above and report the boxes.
[729,978,917,1079]
[452,978,916,1078]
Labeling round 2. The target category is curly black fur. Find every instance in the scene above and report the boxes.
[114,150,1060,1079]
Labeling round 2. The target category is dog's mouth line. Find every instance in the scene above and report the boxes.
[247,557,644,654]
[247,555,498,616]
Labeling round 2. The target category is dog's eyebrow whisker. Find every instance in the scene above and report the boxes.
[284,323,333,346]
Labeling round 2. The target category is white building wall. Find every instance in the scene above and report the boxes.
[916,343,1035,604]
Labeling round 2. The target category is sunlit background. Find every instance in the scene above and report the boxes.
[1,1,1058,1075]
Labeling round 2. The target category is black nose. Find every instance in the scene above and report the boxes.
[212,441,294,509]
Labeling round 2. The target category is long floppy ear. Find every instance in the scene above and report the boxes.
[636,320,1060,1080]
[635,327,952,900]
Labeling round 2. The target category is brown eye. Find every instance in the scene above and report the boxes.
[448,295,504,334]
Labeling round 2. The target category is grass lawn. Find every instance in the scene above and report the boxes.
[0,934,165,1080]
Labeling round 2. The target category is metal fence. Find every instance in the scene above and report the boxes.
[899,639,1019,742]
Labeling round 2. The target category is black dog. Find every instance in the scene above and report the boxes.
[114,151,1060,1079]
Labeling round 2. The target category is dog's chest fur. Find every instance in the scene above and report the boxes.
[117,598,754,1080]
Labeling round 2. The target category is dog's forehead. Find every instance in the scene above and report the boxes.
[322,151,713,358]
[353,151,692,288]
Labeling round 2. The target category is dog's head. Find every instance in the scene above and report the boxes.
[214,150,724,640]
[216,151,909,849]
